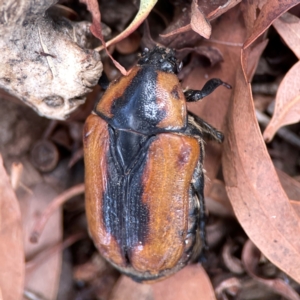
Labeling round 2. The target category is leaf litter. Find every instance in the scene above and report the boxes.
[1,0,300,299]
[0,155,24,300]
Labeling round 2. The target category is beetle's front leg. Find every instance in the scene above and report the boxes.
[184,79,231,102]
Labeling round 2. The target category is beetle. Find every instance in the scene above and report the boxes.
[83,46,231,282]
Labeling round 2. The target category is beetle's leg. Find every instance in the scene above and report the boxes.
[185,115,223,262]
[98,72,110,90]
[184,79,231,102]
[191,158,208,262]
[188,113,224,143]
[183,118,208,260]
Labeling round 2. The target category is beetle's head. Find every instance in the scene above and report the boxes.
[138,46,182,74]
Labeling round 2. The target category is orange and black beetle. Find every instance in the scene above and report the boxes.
[83,46,231,282]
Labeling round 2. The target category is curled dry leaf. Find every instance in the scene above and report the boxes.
[81,0,128,75]
[243,0,300,50]
[215,277,241,299]
[222,56,300,284]
[160,0,241,39]
[95,0,158,51]
[84,0,158,74]
[197,0,241,18]
[160,0,211,39]
[152,264,216,300]
[242,240,300,300]
[222,240,244,274]
[273,12,300,59]
[0,155,24,300]
[190,0,212,39]
[206,0,242,20]
[263,61,300,142]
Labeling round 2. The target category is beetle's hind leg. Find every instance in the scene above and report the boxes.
[188,112,224,143]
[184,79,231,102]
[191,159,208,262]
[185,114,224,262]
[183,118,207,261]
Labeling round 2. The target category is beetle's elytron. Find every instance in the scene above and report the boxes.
[83,46,231,282]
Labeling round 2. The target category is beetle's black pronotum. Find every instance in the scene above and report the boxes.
[83,46,231,282]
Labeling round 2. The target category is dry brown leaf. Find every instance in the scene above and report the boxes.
[207,0,242,20]
[20,183,63,299]
[30,183,85,243]
[240,0,260,35]
[242,40,269,82]
[206,179,235,217]
[80,0,128,75]
[96,0,157,50]
[291,200,300,218]
[243,0,300,50]
[176,46,224,73]
[85,0,158,74]
[109,276,153,300]
[273,12,300,59]
[242,240,300,300]
[240,0,270,81]
[222,57,300,284]
[190,0,212,39]
[110,265,216,300]
[159,24,192,38]
[199,0,241,18]
[277,169,300,201]
[160,0,241,40]
[152,264,216,300]
[238,7,300,285]
[276,169,300,218]
[0,155,24,300]
[263,61,300,142]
